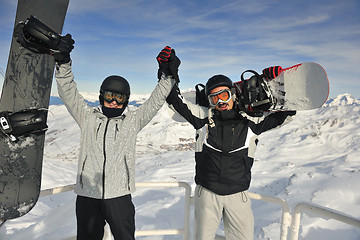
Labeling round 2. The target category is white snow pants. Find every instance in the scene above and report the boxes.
[194,185,254,240]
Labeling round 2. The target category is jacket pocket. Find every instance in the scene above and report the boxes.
[79,156,87,189]
[242,155,254,180]
[114,123,119,140]
[96,122,102,141]
[124,156,131,190]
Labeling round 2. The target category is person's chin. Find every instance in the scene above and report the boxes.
[216,103,229,111]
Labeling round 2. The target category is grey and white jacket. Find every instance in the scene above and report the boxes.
[55,62,175,199]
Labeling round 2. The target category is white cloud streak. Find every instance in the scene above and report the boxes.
[0,0,359,97]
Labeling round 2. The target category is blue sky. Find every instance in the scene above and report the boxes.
[0,0,359,98]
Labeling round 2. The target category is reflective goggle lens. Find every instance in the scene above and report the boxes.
[208,89,231,106]
[103,91,128,104]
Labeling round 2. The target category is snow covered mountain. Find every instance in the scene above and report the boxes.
[0,93,359,240]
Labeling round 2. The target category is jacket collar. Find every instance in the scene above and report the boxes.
[97,105,128,119]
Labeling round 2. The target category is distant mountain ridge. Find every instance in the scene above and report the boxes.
[49,96,100,107]
[50,93,360,108]
[324,93,360,107]
[49,95,148,107]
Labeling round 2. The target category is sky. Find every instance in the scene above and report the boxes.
[0,0,359,98]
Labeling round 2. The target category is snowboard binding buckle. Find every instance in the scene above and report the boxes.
[236,70,274,115]
[0,109,48,142]
[14,15,62,54]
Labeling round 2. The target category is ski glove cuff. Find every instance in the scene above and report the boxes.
[262,66,283,80]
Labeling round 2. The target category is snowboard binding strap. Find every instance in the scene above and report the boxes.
[14,15,62,54]
[0,109,48,142]
[235,70,274,116]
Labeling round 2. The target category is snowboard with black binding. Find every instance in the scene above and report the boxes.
[0,0,69,220]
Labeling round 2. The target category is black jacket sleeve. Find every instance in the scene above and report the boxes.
[249,111,296,135]
[166,84,208,129]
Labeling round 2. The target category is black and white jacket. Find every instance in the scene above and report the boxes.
[167,85,295,195]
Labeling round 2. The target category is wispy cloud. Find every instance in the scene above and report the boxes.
[0,0,359,97]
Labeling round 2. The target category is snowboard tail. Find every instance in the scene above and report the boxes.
[273,62,329,110]
[0,0,69,220]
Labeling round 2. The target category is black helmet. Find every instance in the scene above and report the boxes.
[100,75,130,95]
[99,75,130,105]
[205,74,233,96]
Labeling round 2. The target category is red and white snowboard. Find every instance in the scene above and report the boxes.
[168,62,329,121]
[239,62,330,111]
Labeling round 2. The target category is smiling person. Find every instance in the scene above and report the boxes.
[166,72,295,240]
[51,35,179,240]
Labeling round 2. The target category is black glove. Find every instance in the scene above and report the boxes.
[156,46,181,83]
[262,66,283,80]
[52,34,75,64]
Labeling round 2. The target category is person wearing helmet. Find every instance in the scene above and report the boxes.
[99,75,131,117]
[166,69,295,240]
[53,36,180,240]
[205,74,234,111]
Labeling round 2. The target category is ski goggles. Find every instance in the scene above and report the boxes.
[101,91,129,104]
[208,88,232,106]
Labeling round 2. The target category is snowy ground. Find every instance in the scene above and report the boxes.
[0,93,359,240]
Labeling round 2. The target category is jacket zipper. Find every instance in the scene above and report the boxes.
[231,125,235,148]
[102,119,110,199]
[96,123,102,140]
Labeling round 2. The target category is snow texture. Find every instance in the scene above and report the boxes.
[0,93,359,240]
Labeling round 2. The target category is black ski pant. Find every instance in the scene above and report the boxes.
[76,194,135,240]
